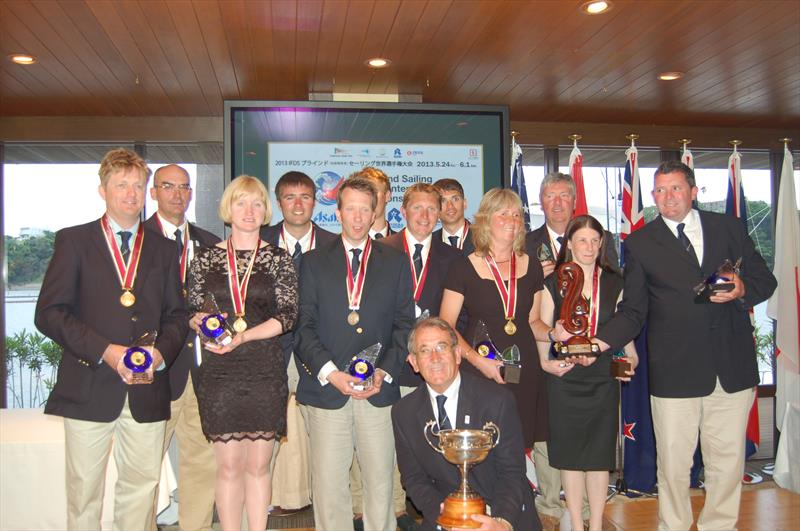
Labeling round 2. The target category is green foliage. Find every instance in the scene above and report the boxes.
[5,232,56,287]
[4,329,62,408]
[754,324,775,367]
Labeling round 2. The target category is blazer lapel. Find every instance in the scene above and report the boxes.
[454,378,474,430]
[652,216,700,270]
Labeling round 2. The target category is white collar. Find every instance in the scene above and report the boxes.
[156,213,187,238]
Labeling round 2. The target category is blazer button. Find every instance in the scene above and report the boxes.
[131,315,138,322]
[187,341,194,348]
[356,327,363,334]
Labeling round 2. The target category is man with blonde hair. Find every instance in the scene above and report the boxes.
[36,148,188,530]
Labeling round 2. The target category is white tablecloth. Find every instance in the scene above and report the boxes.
[0,408,176,531]
[774,401,800,494]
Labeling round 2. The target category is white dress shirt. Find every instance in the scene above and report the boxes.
[662,209,704,265]
[426,372,461,429]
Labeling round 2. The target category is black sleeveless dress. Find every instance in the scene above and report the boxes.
[444,254,548,446]
[188,244,298,442]
[544,268,623,470]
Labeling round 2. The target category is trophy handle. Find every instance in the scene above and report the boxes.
[424,420,444,454]
[482,421,500,449]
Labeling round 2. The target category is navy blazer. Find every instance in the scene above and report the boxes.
[36,218,188,423]
[596,211,776,397]
[261,221,338,368]
[392,370,540,531]
[379,231,462,386]
[143,215,220,400]
[294,237,415,408]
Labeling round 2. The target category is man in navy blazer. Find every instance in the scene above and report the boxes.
[595,161,776,530]
[36,149,188,530]
[143,163,219,531]
[393,317,540,531]
[432,178,475,255]
[295,177,415,531]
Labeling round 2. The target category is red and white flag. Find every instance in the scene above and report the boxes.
[681,144,694,170]
[569,141,589,217]
[767,145,800,429]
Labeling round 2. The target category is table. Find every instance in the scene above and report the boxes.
[0,408,176,531]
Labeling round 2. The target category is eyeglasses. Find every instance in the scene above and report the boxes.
[155,183,191,192]
[415,342,456,357]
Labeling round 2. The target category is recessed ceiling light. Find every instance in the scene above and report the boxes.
[9,53,36,65]
[365,57,391,69]
[658,71,684,81]
[580,1,612,14]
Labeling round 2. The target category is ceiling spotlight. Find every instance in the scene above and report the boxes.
[658,71,684,81]
[9,53,36,65]
[581,1,612,14]
[365,57,391,69]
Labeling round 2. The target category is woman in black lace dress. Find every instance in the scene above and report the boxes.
[188,175,298,531]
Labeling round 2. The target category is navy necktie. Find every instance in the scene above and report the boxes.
[677,223,699,265]
[118,231,131,263]
[436,394,452,430]
[292,241,302,266]
[448,235,459,247]
[556,235,564,247]
[174,228,183,258]
[413,243,424,279]
[350,248,362,280]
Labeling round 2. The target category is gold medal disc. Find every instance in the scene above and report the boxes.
[233,317,248,333]
[120,290,136,307]
[347,310,360,326]
[478,345,490,357]
[504,319,517,335]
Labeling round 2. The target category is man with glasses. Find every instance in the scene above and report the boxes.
[392,317,540,531]
[144,163,220,531]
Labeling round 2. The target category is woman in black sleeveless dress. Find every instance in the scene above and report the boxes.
[534,215,638,531]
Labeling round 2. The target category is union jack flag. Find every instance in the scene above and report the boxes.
[510,137,532,231]
[620,145,645,242]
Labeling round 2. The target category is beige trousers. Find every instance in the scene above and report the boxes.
[533,441,590,520]
[651,379,755,531]
[63,398,165,531]
[304,399,396,531]
[160,375,216,531]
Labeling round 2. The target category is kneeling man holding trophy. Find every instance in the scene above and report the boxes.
[393,317,540,531]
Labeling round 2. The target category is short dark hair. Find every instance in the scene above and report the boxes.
[337,177,378,210]
[275,171,315,199]
[407,317,458,354]
[654,161,696,188]
[433,178,464,197]
[556,215,617,273]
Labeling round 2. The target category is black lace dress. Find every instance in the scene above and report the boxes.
[188,243,298,442]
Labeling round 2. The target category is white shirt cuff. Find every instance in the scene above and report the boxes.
[381,369,393,384]
[318,361,338,386]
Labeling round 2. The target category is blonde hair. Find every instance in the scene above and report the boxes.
[471,188,526,257]
[218,175,272,226]
[350,166,390,193]
[98,148,151,186]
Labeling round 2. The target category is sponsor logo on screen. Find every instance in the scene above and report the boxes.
[394,148,402,159]
[315,171,344,206]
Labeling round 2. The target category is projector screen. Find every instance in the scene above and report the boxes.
[225,101,509,232]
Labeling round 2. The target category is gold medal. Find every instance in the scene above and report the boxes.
[120,290,136,307]
[233,317,248,333]
[478,344,490,357]
[504,319,517,335]
[347,310,360,326]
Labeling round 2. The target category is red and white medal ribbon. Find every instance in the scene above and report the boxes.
[101,215,145,295]
[484,253,518,323]
[458,221,469,250]
[226,237,260,320]
[154,216,190,287]
[402,231,431,302]
[280,225,316,254]
[588,266,601,337]
[345,237,372,311]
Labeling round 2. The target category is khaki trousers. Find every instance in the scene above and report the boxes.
[651,379,754,531]
[351,385,415,517]
[304,399,396,531]
[533,441,590,521]
[64,398,165,531]
[161,375,216,531]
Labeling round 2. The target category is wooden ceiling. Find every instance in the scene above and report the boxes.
[0,0,798,129]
